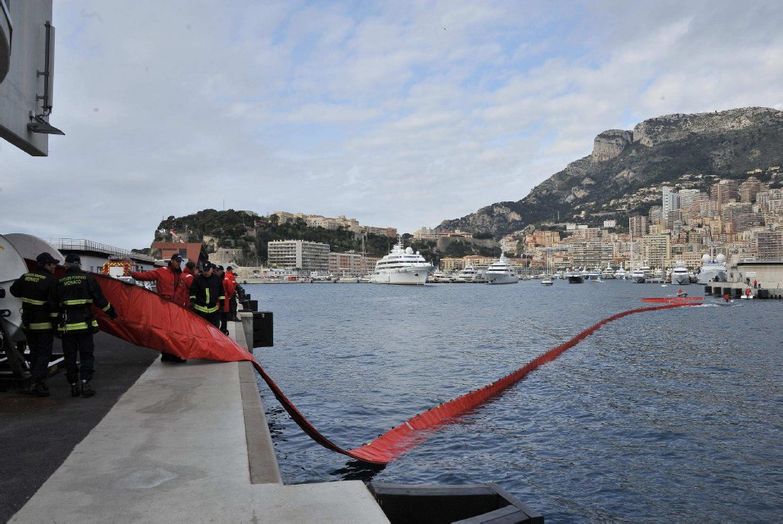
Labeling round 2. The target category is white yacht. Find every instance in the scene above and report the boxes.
[369,242,433,285]
[429,270,453,283]
[485,254,519,285]
[630,266,651,283]
[455,266,479,283]
[601,264,616,279]
[614,267,628,279]
[670,261,690,285]
[696,253,727,285]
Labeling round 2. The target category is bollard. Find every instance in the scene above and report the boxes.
[246,299,258,312]
[252,312,273,347]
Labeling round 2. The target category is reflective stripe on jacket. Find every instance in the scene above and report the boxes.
[10,270,58,332]
[190,274,225,315]
[56,269,112,334]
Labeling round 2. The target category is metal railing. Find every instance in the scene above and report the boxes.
[52,238,156,263]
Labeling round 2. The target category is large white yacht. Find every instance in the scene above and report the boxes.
[369,242,433,285]
[696,253,727,284]
[485,254,519,285]
[614,267,628,279]
[670,261,690,285]
[601,264,616,279]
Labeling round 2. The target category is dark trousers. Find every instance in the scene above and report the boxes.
[26,331,54,383]
[219,311,228,333]
[230,296,238,320]
[198,312,220,328]
[62,332,95,383]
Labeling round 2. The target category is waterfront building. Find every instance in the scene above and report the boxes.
[756,231,783,260]
[267,240,330,272]
[462,255,495,268]
[440,257,465,272]
[641,234,671,269]
[328,251,373,276]
[571,241,613,269]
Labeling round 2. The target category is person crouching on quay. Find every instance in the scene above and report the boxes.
[189,263,224,328]
[56,254,117,398]
[9,252,60,396]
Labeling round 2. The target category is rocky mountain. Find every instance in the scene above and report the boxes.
[438,107,783,237]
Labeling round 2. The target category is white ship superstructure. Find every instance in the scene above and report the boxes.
[630,266,651,283]
[697,253,727,284]
[485,254,519,285]
[369,242,432,285]
[455,266,478,283]
[670,261,690,285]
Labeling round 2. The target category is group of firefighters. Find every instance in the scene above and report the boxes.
[10,251,240,397]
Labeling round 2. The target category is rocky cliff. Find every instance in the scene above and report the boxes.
[438,107,783,236]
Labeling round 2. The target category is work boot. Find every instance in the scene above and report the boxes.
[31,382,50,397]
[70,382,81,397]
[81,381,95,398]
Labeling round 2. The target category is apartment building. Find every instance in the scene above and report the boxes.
[267,240,330,272]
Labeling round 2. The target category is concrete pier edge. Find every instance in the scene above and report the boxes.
[11,317,389,523]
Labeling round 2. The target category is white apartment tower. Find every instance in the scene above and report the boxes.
[267,240,330,272]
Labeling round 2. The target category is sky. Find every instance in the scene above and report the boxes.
[1,0,782,249]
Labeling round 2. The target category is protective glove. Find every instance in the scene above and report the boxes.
[106,305,118,320]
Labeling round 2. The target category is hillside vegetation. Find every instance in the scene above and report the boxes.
[439,107,783,237]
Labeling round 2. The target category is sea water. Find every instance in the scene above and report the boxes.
[249,281,783,522]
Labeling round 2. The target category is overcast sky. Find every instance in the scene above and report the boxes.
[2,1,782,249]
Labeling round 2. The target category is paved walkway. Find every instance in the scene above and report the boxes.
[9,322,388,523]
[0,333,159,522]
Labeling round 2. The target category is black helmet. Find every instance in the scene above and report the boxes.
[36,252,58,265]
[64,254,81,264]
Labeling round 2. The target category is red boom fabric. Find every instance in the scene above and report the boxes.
[92,274,699,465]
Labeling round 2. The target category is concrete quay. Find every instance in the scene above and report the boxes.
[706,260,783,299]
[9,321,389,523]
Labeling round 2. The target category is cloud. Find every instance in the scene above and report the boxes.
[1,0,782,248]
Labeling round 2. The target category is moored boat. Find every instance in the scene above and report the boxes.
[485,254,519,285]
[369,242,433,285]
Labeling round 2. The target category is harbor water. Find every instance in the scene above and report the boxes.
[250,281,783,522]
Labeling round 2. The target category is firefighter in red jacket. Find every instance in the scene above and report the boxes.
[225,266,239,321]
[130,253,190,307]
[220,266,237,335]
[9,252,60,396]
[182,260,198,289]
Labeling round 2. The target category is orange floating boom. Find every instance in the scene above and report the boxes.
[91,274,700,465]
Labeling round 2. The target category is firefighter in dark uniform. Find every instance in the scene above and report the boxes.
[9,252,60,396]
[56,254,117,397]
[189,263,224,328]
